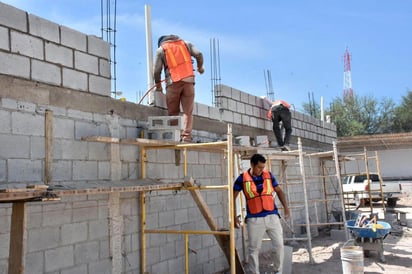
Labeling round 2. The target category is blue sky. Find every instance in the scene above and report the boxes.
[3,0,412,112]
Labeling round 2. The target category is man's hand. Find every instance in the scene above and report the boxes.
[234,215,242,229]
[283,207,291,219]
[197,67,205,74]
[155,82,163,92]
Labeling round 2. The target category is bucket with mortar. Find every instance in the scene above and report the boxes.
[340,240,364,274]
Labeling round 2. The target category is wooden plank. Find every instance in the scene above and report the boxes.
[81,136,120,143]
[184,178,245,273]
[45,110,53,185]
[0,180,185,202]
[8,202,26,274]
[81,136,227,152]
[27,185,49,190]
[0,190,46,202]
[0,188,36,193]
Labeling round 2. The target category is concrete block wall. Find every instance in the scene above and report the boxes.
[0,2,111,97]
[0,97,142,184]
[0,2,339,273]
[0,91,230,273]
[0,132,229,274]
[0,193,142,274]
[153,84,337,146]
[214,84,337,146]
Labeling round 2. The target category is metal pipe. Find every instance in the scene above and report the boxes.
[144,5,154,105]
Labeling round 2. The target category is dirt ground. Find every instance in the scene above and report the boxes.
[272,196,412,274]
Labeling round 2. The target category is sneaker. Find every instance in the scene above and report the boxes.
[180,138,193,143]
[282,145,291,151]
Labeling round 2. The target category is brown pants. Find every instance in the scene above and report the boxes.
[166,81,195,141]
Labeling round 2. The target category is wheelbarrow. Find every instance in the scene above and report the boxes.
[345,220,391,262]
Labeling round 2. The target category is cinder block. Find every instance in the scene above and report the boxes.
[255,135,269,147]
[0,2,27,32]
[235,136,251,147]
[330,229,347,241]
[0,51,30,78]
[74,51,98,74]
[45,43,73,67]
[28,14,60,43]
[233,112,242,125]
[208,106,221,120]
[11,31,43,59]
[31,59,61,86]
[147,129,180,142]
[153,91,167,108]
[195,103,209,118]
[148,116,183,130]
[99,58,111,78]
[61,25,87,51]
[62,68,88,91]
[89,74,110,96]
[0,26,9,50]
[87,35,110,60]
[221,109,234,123]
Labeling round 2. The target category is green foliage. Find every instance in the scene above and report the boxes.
[327,94,396,137]
[301,90,412,137]
[302,102,321,119]
[393,91,412,132]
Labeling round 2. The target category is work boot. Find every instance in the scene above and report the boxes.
[180,138,193,143]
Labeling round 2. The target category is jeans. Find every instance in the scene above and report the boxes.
[271,108,292,147]
[165,81,195,141]
[245,214,284,274]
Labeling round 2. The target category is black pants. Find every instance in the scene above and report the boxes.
[271,107,292,146]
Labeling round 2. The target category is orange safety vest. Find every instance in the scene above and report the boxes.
[242,170,275,214]
[161,40,194,82]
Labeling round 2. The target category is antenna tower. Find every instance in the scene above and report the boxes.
[210,38,222,107]
[264,69,275,101]
[101,0,118,98]
[343,47,353,98]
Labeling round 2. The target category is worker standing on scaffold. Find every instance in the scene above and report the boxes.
[265,98,292,151]
[153,34,204,143]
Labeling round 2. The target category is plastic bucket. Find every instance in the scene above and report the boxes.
[340,241,364,274]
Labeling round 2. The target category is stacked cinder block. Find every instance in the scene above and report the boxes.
[147,116,183,142]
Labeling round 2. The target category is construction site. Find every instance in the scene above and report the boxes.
[1,2,412,274]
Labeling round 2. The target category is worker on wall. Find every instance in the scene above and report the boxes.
[233,153,290,274]
[265,98,292,151]
[153,34,204,143]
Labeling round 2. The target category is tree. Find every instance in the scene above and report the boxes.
[393,91,412,132]
[302,102,321,119]
[358,95,395,134]
[327,94,395,137]
[329,96,363,136]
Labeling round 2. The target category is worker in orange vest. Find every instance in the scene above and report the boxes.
[153,34,204,143]
[233,154,290,274]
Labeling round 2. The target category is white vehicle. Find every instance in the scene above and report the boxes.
[342,173,403,207]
